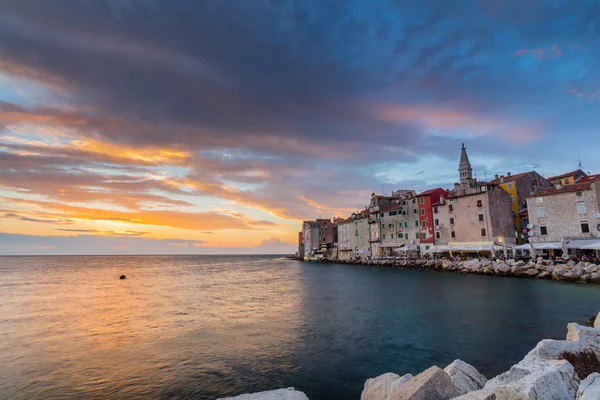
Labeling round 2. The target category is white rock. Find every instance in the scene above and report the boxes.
[567,323,600,359]
[218,388,309,400]
[497,263,510,274]
[443,359,487,395]
[484,359,579,399]
[361,372,413,400]
[595,312,600,329]
[577,373,600,400]
[452,386,525,399]
[392,365,459,400]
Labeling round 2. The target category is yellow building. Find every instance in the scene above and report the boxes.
[489,171,551,244]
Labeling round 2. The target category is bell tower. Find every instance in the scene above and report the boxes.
[459,143,473,185]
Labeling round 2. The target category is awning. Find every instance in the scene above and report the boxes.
[531,242,562,250]
[580,241,600,250]
[567,239,600,249]
[514,243,531,251]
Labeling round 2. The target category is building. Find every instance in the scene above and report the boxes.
[433,144,516,251]
[297,231,304,258]
[489,171,551,243]
[367,190,417,257]
[548,169,588,188]
[336,210,369,260]
[301,218,335,258]
[526,174,600,255]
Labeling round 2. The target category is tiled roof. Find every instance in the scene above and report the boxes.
[530,175,600,197]
[418,187,445,196]
[547,169,586,182]
[381,203,404,212]
[489,171,533,184]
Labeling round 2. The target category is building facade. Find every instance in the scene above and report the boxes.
[526,175,600,250]
[489,171,552,243]
[336,211,369,260]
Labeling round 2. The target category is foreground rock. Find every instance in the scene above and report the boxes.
[393,366,459,400]
[218,388,309,400]
[443,360,486,395]
[361,372,413,400]
[577,373,600,399]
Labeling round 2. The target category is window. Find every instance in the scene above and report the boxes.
[537,207,546,217]
[481,228,487,237]
[435,219,439,226]
[540,226,548,235]
[404,221,408,228]
[507,183,513,190]
[402,200,406,206]
[478,214,484,221]
[355,230,358,235]
[420,197,425,204]
[422,220,426,227]
[381,213,384,217]
[451,231,456,238]
[405,233,408,239]
[403,210,407,215]
[577,202,587,215]
[480,185,487,192]
[512,210,517,217]
[582,223,590,234]
[382,234,385,239]
[449,205,453,212]
[415,233,420,239]
[477,200,482,207]
[450,217,455,225]
[412,199,416,204]
[576,191,583,197]
[509,196,515,204]
[415,220,419,227]
[436,232,440,239]
[421,233,426,239]
[389,223,393,228]
[434,206,438,214]
[391,233,394,239]
[565,178,571,185]
[413,208,417,214]
[420,208,425,215]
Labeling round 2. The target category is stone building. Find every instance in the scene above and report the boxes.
[526,175,600,253]
[489,171,551,243]
[368,190,417,256]
[297,231,304,258]
[336,210,369,260]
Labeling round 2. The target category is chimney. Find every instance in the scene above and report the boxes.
[500,175,504,183]
[495,174,499,179]
[507,172,511,177]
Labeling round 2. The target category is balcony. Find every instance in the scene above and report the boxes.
[369,237,381,243]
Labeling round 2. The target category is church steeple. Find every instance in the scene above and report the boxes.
[459,143,473,185]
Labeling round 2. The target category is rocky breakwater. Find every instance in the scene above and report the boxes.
[219,313,600,400]
[330,257,600,284]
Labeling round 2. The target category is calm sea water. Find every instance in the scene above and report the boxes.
[1,255,600,399]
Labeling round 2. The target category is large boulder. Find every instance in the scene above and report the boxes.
[392,366,459,400]
[218,388,309,400]
[484,359,579,399]
[361,372,414,400]
[584,265,599,274]
[443,359,487,395]
[496,263,511,274]
[577,373,600,399]
[567,323,600,359]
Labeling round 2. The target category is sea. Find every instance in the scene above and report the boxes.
[1,255,599,399]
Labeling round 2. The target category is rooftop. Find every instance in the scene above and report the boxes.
[530,175,600,197]
[489,171,534,184]
[547,169,586,182]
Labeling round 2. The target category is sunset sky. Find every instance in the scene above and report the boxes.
[1,0,599,255]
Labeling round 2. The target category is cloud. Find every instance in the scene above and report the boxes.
[255,237,292,248]
[1,0,600,254]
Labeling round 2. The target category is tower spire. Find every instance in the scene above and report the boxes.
[459,143,473,185]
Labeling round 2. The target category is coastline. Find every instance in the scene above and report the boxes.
[291,256,600,284]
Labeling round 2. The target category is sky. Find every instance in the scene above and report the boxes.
[1,0,599,255]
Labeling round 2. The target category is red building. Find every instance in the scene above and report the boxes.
[417,188,450,246]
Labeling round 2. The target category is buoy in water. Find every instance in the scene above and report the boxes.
[119,275,126,280]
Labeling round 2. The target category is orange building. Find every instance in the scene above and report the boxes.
[548,169,588,188]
